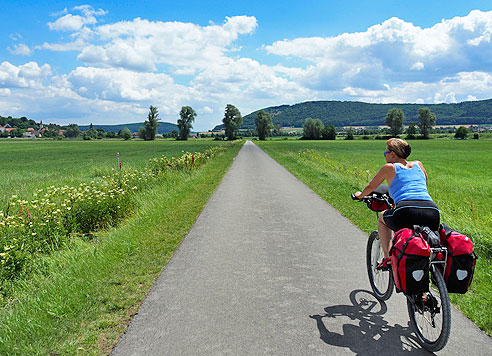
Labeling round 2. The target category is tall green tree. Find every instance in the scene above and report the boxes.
[96,128,106,139]
[64,124,80,138]
[273,124,282,136]
[418,107,436,139]
[222,104,242,140]
[454,126,468,139]
[141,105,160,140]
[177,106,196,140]
[406,121,417,139]
[121,127,132,140]
[85,123,98,139]
[302,118,323,139]
[321,124,337,140]
[345,127,355,140]
[138,126,146,139]
[385,108,405,137]
[255,110,273,140]
[11,128,23,138]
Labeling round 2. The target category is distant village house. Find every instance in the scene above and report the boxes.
[23,121,45,138]
[0,124,15,134]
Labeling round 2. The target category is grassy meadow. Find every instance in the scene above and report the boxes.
[0,138,243,354]
[257,138,492,336]
[0,139,226,207]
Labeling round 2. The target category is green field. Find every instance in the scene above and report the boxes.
[0,139,225,207]
[257,139,492,335]
[0,139,242,354]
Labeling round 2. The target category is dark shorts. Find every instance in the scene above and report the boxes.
[383,200,440,232]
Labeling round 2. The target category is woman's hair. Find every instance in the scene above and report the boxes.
[386,138,411,158]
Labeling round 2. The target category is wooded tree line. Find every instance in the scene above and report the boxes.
[0,106,189,141]
[0,116,41,129]
[231,99,492,130]
[301,107,438,140]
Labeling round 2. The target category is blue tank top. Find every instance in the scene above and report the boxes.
[389,162,432,204]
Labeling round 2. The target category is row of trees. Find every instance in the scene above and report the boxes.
[1,105,197,141]
[302,118,338,140]
[221,104,274,140]
[140,105,197,141]
[64,105,197,141]
[386,107,436,139]
[63,123,132,140]
[300,107,438,140]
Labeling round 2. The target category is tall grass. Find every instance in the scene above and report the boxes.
[0,145,227,294]
[257,139,492,336]
[0,139,225,207]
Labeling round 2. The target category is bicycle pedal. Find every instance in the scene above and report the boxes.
[376,257,391,271]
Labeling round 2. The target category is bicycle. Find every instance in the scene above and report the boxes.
[352,185,451,352]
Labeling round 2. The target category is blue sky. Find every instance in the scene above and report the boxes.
[1,1,492,130]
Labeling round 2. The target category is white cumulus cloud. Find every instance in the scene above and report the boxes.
[411,62,424,70]
[48,5,106,31]
[75,16,257,72]
[8,43,33,56]
[265,10,492,92]
[325,71,492,105]
[49,14,92,31]
[0,61,51,88]
[67,66,183,102]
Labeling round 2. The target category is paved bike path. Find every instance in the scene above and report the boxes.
[112,141,491,356]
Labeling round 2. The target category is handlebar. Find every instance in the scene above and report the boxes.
[351,185,394,212]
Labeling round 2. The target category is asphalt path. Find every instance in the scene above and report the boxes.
[112,141,491,356]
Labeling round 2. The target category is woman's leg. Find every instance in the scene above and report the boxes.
[378,212,393,258]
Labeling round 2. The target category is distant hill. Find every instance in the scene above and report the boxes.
[80,122,177,134]
[213,99,492,130]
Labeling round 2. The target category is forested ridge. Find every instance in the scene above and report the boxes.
[78,122,177,134]
[214,99,492,130]
[0,116,178,134]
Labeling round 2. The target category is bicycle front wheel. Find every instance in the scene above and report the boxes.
[407,265,451,352]
[366,230,393,300]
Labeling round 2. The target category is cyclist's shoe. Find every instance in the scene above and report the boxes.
[425,294,440,314]
[376,257,391,271]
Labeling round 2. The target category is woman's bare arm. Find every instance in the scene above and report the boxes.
[355,164,394,199]
[416,161,428,182]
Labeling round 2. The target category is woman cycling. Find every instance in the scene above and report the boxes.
[354,138,440,269]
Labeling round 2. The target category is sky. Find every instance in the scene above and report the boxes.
[1,1,492,131]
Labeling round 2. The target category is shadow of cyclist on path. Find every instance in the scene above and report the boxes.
[310,290,434,356]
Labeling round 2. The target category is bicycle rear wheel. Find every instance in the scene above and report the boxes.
[366,231,393,300]
[407,265,451,352]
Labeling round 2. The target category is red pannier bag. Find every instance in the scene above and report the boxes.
[391,228,431,295]
[439,223,477,294]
